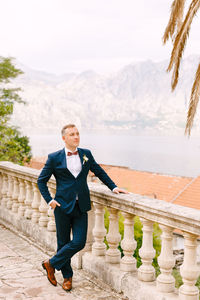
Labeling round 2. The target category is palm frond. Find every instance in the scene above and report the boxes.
[163,0,185,44]
[185,63,200,136]
[171,55,181,90]
[170,26,189,90]
[167,0,200,92]
[168,0,200,73]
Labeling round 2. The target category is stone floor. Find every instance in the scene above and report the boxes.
[0,224,127,300]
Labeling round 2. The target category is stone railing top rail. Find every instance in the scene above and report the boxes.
[0,161,40,180]
[0,161,200,235]
[88,183,200,235]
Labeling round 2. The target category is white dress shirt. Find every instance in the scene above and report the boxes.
[64,147,82,178]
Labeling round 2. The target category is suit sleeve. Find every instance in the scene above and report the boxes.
[89,151,117,191]
[37,155,54,204]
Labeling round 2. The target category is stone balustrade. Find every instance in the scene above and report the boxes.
[0,161,200,300]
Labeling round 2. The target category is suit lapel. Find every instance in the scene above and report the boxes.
[61,148,67,168]
[77,148,84,166]
[60,148,75,178]
[77,148,86,178]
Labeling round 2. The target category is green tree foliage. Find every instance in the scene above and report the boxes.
[0,56,31,165]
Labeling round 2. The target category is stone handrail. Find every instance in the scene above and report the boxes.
[0,161,200,300]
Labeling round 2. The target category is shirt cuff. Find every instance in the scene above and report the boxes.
[112,187,118,192]
[48,199,54,206]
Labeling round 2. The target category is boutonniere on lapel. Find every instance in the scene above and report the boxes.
[83,154,89,165]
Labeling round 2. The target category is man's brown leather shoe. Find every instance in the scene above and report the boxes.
[62,277,72,291]
[42,260,57,286]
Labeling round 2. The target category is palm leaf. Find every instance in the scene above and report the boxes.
[168,0,200,72]
[163,0,185,44]
[185,63,200,136]
[164,0,200,135]
[167,0,200,91]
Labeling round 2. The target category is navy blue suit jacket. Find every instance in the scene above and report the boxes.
[37,148,117,214]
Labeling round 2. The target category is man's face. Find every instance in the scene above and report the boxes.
[62,126,80,150]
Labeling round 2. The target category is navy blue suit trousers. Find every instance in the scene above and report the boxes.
[50,202,87,278]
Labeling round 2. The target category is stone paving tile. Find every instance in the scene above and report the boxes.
[0,256,26,267]
[0,263,34,276]
[0,244,18,259]
[0,224,127,300]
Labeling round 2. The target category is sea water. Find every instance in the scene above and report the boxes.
[28,132,200,178]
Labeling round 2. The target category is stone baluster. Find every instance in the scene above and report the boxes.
[72,202,95,270]
[31,182,41,223]
[105,208,121,263]
[24,181,33,219]
[0,172,4,205]
[47,187,56,231]
[12,177,20,213]
[120,212,137,272]
[156,225,175,292]
[138,218,156,281]
[92,202,106,256]
[18,178,26,217]
[7,175,14,210]
[1,174,8,207]
[84,201,95,251]
[0,172,2,200]
[39,195,48,227]
[179,232,200,300]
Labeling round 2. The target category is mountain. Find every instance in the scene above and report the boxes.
[10,55,200,135]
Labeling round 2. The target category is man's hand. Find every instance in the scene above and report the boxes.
[112,187,129,194]
[50,200,61,210]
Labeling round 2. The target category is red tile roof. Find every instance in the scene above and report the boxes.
[27,158,199,210]
[99,164,200,210]
[173,176,200,209]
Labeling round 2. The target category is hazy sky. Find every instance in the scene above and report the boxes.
[0,0,199,74]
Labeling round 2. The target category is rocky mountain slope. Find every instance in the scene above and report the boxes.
[11,55,200,134]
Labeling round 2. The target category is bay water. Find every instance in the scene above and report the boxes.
[28,132,200,178]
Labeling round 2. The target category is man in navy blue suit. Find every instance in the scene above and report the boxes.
[37,124,127,291]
